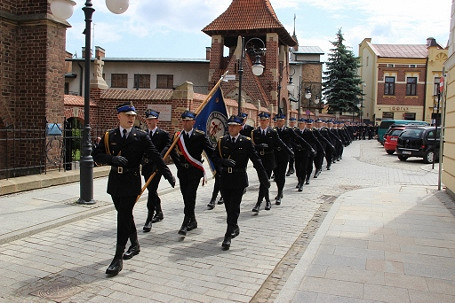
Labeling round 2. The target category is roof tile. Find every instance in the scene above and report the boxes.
[202,0,296,46]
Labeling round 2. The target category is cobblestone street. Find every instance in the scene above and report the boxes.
[0,140,444,303]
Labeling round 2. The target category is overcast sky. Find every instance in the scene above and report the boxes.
[65,0,451,60]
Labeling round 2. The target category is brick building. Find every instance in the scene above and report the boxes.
[202,0,297,118]
[0,0,68,178]
[359,38,447,123]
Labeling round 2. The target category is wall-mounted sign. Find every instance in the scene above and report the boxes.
[391,106,409,111]
[147,104,172,121]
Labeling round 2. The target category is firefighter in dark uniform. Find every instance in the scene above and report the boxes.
[319,120,335,170]
[312,119,335,178]
[142,109,171,232]
[286,117,297,176]
[93,103,175,277]
[250,112,288,212]
[302,119,324,184]
[273,113,295,205]
[170,110,215,236]
[294,118,316,191]
[327,121,344,162]
[239,112,254,137]
[213,115,269,250]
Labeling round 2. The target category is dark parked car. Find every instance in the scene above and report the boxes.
[396,126,441,163]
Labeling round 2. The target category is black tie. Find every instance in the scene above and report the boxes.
[184,132,189,140]
[122,129,127,144]
[231,137,236,144]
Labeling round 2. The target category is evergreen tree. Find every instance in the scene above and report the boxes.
[323,29,364,115]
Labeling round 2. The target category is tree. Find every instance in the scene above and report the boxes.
[323,29,364,116]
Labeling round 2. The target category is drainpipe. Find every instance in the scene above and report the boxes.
[422,57,428,122]
[77,62,83,96]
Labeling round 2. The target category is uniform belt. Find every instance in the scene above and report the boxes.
[223,167,246,174]
[111,166,139,175]
[259,150,273,155]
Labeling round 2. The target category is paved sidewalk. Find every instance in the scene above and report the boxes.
[276,185,455,302]
[0,140,453,302]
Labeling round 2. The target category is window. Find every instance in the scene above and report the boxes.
[434,77,440,96]
[384,76,395,95]
[403,112,416,120]
[382,112,394,119]
[409,64,416,68]
[156,75,173,89]
[111,74,128,88]
[406,77,417,96]
[133,74,151,89]
[387,64,395,68]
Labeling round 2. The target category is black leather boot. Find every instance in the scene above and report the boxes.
[143,212,153,232]
[264,192,271,210]
[252,201,261,212]
[106,246,124,276]
[178,216,190,236]
[123,233,140,260]
[207,198,216,210]
[187,217,198,231]
[151,211,163,223]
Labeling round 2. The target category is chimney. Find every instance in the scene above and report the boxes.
[81,47,93,59]
[426,37,437,47]
[206,47,211,60]
[95,46,105,60]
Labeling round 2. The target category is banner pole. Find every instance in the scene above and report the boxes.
[135,71,229,202]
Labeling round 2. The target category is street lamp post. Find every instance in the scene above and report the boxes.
[51,0,129,204]
[305,87,312,118]
[237,36,265,115]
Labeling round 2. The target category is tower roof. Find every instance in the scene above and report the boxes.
[202,0,296,47]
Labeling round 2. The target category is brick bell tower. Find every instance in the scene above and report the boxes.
[202,0,296,118]
[0,0,69,177]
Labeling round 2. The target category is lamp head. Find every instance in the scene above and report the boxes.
[106,0,129,14]
[305,90,312,100]
[251,55,264,76]
[50,0,76,21]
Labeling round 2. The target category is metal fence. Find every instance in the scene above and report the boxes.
[0,123,105,180]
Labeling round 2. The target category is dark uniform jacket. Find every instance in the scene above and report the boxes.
[302,128,325,154]
[274,126,298,163]
[213,134,268,189]
[93,127,172,197]
[313,128,335,152]
[294,129,317,156]
[170,129,214,179]
[250,127,287,171]
[142,127,171,176]
[240,124,254,137]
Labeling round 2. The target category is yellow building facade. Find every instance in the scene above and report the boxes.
[443,0,455,197]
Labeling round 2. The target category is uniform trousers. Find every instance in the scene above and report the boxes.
[144,172,162,214]
[305,154,315,180]
[258,160,273,202]
[112,195,137,255]
[178,174,201,219]
[273,159,288,192]
[314,152,324,171]
[295,152,312,183]
[325,147,333,168]
[220,187,245,235]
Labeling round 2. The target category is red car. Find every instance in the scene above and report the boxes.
[384,125,407,154]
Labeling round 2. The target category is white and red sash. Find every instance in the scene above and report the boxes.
[177,131,207,184]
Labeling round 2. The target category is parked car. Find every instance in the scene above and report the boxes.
[396,126,441,163]
[383,124,407,154]
[377,119,428,145]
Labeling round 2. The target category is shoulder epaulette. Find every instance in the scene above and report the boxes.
[195,129,205,134]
